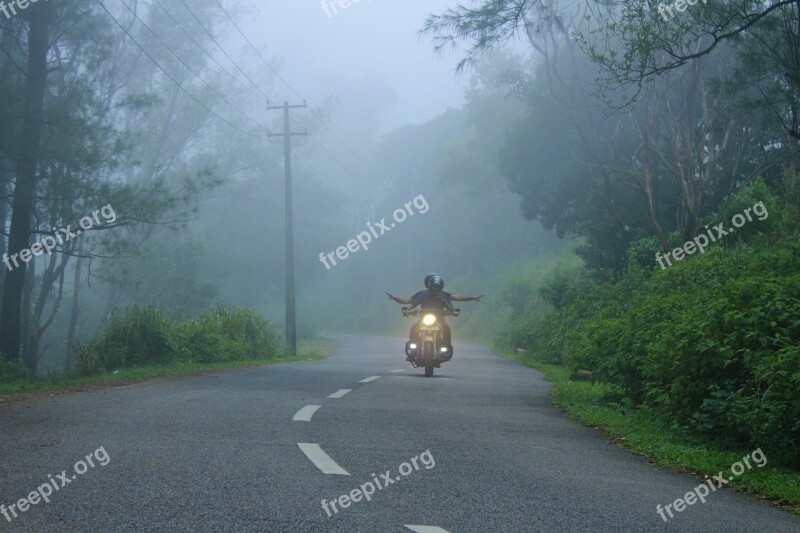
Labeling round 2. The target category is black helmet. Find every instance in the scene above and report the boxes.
[429,275,444,293]
[424,272,439,289]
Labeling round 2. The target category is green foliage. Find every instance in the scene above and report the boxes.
[76,304,281,375]
[502,179,800,468]
[492,256,584,361]
[541,240,800,466]
[0,359,33,383]
[711,178,782,244]
[524,360,800,512]
[77,306,177,374]
[180,305,280,363]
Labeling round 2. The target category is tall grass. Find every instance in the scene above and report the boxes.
[76,304,281,375]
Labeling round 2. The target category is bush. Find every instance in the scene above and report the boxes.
[180,305,281,362]
[503,178,800,468]
[0,358,33,384]
[529,239,800,467]
[76,304,281,374]
[77,306,177,374]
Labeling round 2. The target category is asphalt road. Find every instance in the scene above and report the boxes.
[1,334,798,532]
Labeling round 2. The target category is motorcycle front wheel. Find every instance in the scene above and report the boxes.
[423,341,434,377]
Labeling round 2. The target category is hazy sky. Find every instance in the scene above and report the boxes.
[244,1,469,134]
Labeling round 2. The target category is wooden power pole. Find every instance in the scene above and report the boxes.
[268,101,306,355]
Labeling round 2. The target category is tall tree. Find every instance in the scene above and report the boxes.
[0,2,53,361]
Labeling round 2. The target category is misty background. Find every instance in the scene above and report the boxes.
[0,0,564,371]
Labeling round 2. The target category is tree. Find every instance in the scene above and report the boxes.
[422,0,779,273]
[0,1,53,361]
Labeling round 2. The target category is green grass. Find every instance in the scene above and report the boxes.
[497,349,800,515]
[0,341,331,396]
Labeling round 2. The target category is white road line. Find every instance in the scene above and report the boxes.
[359,376,382,383]
[389,369,407,373]
[297,443,350,476]
[292,405,322,422]
[405,527,452,533]
[327,389,352,399]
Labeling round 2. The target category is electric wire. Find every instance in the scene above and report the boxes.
[95,0,265,140]
[211,0,374,175]
[151,0,270,104]
[118,0,268,132]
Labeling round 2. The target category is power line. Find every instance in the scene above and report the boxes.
[212,0,373,171]
[95,0,265,140]
[151,0,269,105]
[295,158,343,192]
[118,0,268,132]
[179,0,373,191]
[302,136,372,189]
[177,0,276,106]
[113,0,374,192]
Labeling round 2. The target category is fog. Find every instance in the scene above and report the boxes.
[251,0,468,133]
[2,0,791,376]
[2,1,799,528]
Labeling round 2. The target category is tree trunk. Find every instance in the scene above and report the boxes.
[20,255,35,370]
[65,243,84,371]
[0,5,51,361]
[28,250,69,371]
[0,198,7,304]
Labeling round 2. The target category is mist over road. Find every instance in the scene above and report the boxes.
[1,335,797,532]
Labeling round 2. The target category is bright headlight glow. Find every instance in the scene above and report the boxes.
[409,343,417,349]
[422,314,437,326]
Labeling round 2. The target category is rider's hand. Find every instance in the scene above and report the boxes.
[474,294,485,302]
[385,292,397,301]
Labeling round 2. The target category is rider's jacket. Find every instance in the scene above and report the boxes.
[410,290,454,312]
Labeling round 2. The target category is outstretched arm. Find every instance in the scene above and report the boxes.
[449,294,484,302]
[385,292,413,304]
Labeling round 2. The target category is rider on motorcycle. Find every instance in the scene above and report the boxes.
[386,273,484,360]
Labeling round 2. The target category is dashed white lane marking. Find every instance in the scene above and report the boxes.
[359,376,382,383]
[292,405,322,422]
[389,369,406,373]
[405,527,451,533]
[297,443,350,476]
[327,389,352,399]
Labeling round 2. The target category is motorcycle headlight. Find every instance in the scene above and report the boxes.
[422,314,437,326]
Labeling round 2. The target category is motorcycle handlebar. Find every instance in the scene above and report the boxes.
[402,307,460,317]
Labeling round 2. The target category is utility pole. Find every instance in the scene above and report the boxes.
[268,101,306,356]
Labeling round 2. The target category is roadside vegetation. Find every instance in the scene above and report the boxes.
[0,305,332,395]
[504,358,800,514]
[492,177,800,511]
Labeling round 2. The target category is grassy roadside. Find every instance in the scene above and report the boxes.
[497,349,800,515]
[0,338,337,397]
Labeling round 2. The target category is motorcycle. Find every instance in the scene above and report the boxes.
[402,306,460,377]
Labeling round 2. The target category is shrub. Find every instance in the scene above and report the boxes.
[0,358,32,384]
[193,305,283,359]
[76,304,281,374]
[77,306,177,374]
[528,238,800,467]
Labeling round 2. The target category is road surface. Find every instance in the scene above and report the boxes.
[1,334,798,532]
